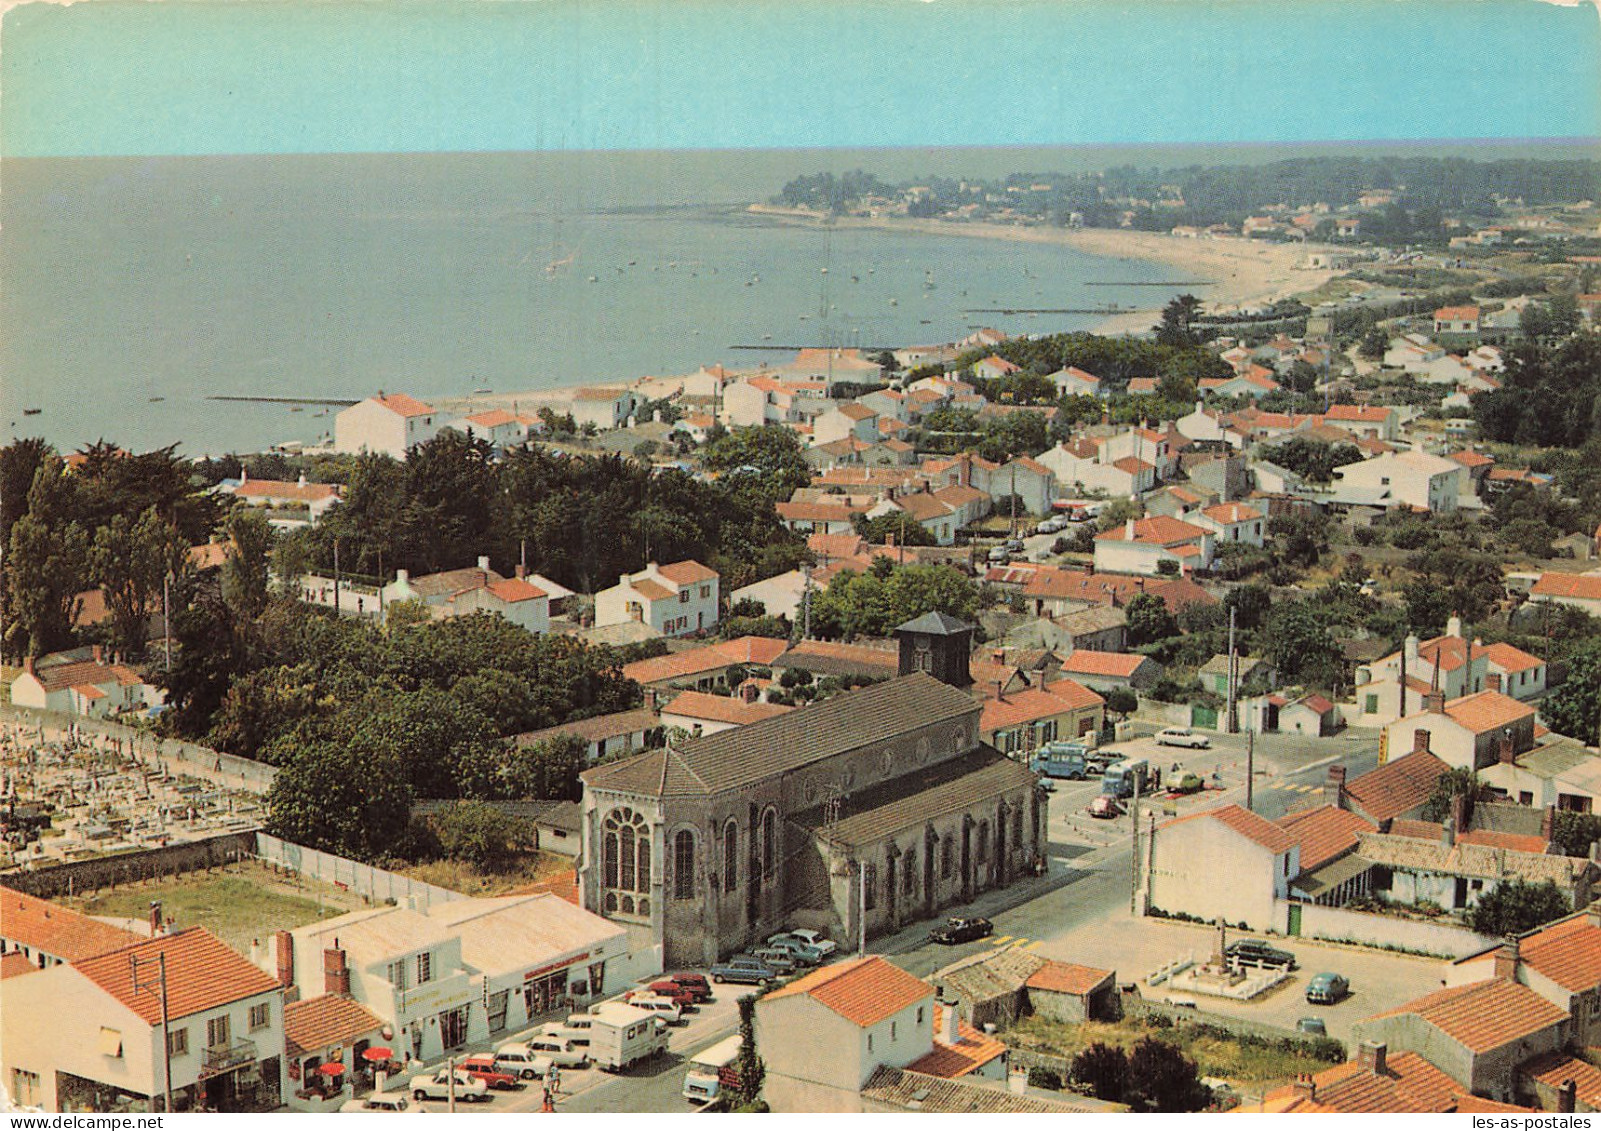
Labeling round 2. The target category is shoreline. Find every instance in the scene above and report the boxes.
[423,206,1341,417]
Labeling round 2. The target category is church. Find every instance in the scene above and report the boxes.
[578,614,1048,968]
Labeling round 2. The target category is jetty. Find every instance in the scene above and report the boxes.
[206,395,360,407]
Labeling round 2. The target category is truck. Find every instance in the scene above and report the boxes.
[1028,742,1091,779]
[682,1034,743,1104]
[585,1001,670,1072]
[1101,757,1153,799]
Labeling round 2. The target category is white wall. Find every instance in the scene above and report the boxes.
[1148,819,1291,931]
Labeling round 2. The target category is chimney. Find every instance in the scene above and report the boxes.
[739,682,759,704]
[1499,732,1516,764]
[92,644,104,664]
[395,568,409,584]
[23,656,34,676]
[148,900,163,936]
[324,946,351,996]
[1559,1079,1577,1115]
[1327,765,1347,808]
[939,1001,960,1045]
[239,469,247,484]
[1587,899,1601,928]
[993,680,1005,702]
[1447,614,1463,639]
[515,563,527,580]
[885,532,895,548]
[1542,806,1556,842]
[1424,691,1446,714]
[1357,1041,1387,1077]
[1493,936,1520,980]
[275,930,295,988]
[643,688,659,714]
[1125,518,1136,539]
[297,473,307,488]
[1440,818,1456,849]
[477,555,491,572]
[1487,672,1501,692]
[1404,635,1419,664]
[1290,1075,1316,1102]
[1413,728,1431,754]
[249,938,262,966]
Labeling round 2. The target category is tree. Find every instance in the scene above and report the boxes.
[429,800,525,870]
[1103,686,1138,718]
[1544,638,1601,745]
[1155,294,1203,348]
[1402,579,1453,638]
[1358,325,1390,360]
[1126,1037,1210,1112]
[499,734,589,801]
[1071,1043,1129,1101]
[1550,812,1601,860]
[1419,766,1489,823]
[265,739,415,861]
[1223,583,1272,632]
[0,437,52,550]
[729,994,768,1112]
[1469,879,1570,937]
[1125,592,1178,647]
[700,425,812,502]
[855,512,936,547]
[809,562,980,640]
[91,507,191,659]
[1266,603,1341,687]
[220,508,275,619]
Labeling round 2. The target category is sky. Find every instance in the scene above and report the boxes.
[1,0,1598,158]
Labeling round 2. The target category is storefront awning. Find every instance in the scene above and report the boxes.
[1292,853,1373,900]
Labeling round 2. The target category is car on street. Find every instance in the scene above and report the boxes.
[1296,1017,1328,1036]
[458,1055,521,1091]
[648,978,708,1006]
[929,916,994,945]
[764,937,826,966]
[663,973,714,1002]
[1171,772,1205,795]
[634,984,697,1010]
[1155,727,1211,749]
[1226,938,1298,970]
[623,993,685,1025]
[1086,795,1122,819]
[1305,972,1349,1004]
[783,929,838,956]
[710,957,777,986]
[513,1035,588,1068]
[410,1069,490,1104]
[750,946,800,974]
[1037,517,1066,534]
[340,1094,421,1113]
[986,547,1011,564]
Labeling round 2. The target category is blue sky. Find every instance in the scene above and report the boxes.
[2,0,1598,157]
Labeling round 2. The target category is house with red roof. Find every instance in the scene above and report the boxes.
[659,689,794,736]
[0,888,144,970]
[334,392,441,460]
[1352,617,1491,725]
[219,472,344,524]
[1093,516,1215,576]
[1450,906,1601,1049]
[1340,749,1450,826]
[380,555,549,635]
[1433,305,1482,338]
[0,926,286,1112]
[594,559,720,638]
[1254,1041,1533,1114]
[9,647,163,719]
[568,386,639,431]
[976,676,1105,756]
[1147,803,1300,930]
[1531,572,1601,619]
[1049,365,1104,398]
[1480,641,1548,702]
[1190,501,1265,547]
[972,355,1022,382]
[1056,648,1160,691]
[1381,688,1538,774]
[445,407,527,447]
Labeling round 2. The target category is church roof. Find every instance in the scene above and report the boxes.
[895,612,975,636]
[582,673,977,798]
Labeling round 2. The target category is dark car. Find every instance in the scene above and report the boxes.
[1296,1017,1328,1036]
[1226,938,1297,970]
[1305,972,1349,1004]
[929,916,994,945]
[710,958,776,986]
[663,973,713,1003]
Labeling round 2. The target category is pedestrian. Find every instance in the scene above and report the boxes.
[540,1086,553,1113]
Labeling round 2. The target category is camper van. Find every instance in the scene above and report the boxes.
[586,1001,671,1072]
[1101,758,1152,799]
[682,1034,743,1104]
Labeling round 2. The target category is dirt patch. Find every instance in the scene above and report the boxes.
[395,851,573,897]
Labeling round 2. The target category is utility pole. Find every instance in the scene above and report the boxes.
[1225,605,1238,734]
[1246,727,1256,812]
[858,858,868,956]
[132,952,174,1114]
[162,572,173,673]
[1129,771,1142,914]
[333,539,341,616]
[446,1055,456,1113]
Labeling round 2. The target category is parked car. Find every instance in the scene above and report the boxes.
[710,957,776,986]
[1086,795,1122,819]
[635,984,697,1010]
[1155,727,1211,749]
[623,993,684,1025]
[458,1055,520,1091]
[929,916,994,945]
[662,973,714,1002]
[1226,938,1298,970]
[1305,972,1349,1004]
[516,1035,588,1068]
[987,547,1011,564]
[763,937,825,966]
[410,1069,490,1103]
[783,929,838,956]
[750,947,799,974]
[1296,1017,1328,1036]
[1163,995,1198,1010]
[1004,538,1025,553]
[1172,772,1205,795]
[340,1094,421,1113]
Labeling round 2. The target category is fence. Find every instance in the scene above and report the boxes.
[2,831,258,899]
[1290,901,1497,958]
[252,833,465,910]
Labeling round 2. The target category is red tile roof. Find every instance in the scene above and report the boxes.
[1435,305,1481,322]
[979,680,1104,735]
[283,994,385,1057]
[763,955,932,1027]
[485,578,547,603]
[1303,1050,1463,1113]
[234,478,342,504]
[1533,573,1601,603]
[1275,805,1375,872]
[464,409,519,428]
[1323,404,1391,424]
[0,951,37,980]
[1367,978,1568,1053]
[621,636,789,685]
[1093,516,1209,546]
[1344,750,1449,823]
[1025,961,1111,995]
[1523,1052,1601,1109]
[1480,641,1544,674]
[630,578,676,601]
[1200,502,1262,524]
[906,1005,1008,1078]
[1443,689,1535,734]
[74,928,281,1024]
[1058,650,1148,678]
[656,560,718,585]
[1483,912,1601,993]
[662,690,794,727]
[1447,449,1495,469]
[0,890,144,963]
[1161,803,1296,855]
[374,392,435,418]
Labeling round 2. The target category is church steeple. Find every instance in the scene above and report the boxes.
[894,612,974,689]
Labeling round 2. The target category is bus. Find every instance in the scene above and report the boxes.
[1101,758,1153,799]
[1028,742,1091,779]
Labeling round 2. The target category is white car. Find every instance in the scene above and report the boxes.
[515,1035,589,1068]
[1155,727,1211,749]
[339,1094,421,1113]
[783,929,838,957]
[623,993,683,1025]
[491,1042,557,1079]
[409,1070,489,1103]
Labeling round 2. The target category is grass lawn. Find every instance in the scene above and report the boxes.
[1010,1014,1344,1088]
[68,861,353,950]
[398,851,573,897]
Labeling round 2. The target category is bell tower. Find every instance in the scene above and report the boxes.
[894,612,974,689]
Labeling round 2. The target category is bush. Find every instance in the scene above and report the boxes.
[1352,526,1378,546]
[429,801,523,871]
[1027,1067,1064,1091]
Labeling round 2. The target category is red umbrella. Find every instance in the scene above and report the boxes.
[361,1048,394,1063]
[315,1063,346,1077]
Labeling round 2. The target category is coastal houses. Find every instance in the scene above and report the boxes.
[594,560,721,638]
[334,393,441,460]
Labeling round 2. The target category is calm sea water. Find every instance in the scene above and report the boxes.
[1,143,1585,455]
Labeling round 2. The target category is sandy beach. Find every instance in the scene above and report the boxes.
[747,205,1340,336]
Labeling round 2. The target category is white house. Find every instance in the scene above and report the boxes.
[1320,404,1398,441]
[1249,460,1303,495]
[1332,449,1461,513]
[447,408,527,447]
[659,690,793,736]
[1050,366,1104,398]
[219,473,343,524]
[755,956,936,1112]
[1175,403,1230,445]
[1146,804,1298,932]
[334,393,441,459]
[782,348,883,391]
[730,569,810,622]
[812,403,880,448]
[990,456,1056,517]
[0,927,286,1113]
[972,355,1021,382]
[1036,443,1154,500]
[594,560,720,638]
[568,388,636,431]
[1530,573,1601,619]
[1352,622,1490,726]
[1190,502,1265,547]
[1480,642,1548,702]
[381,558,549,635]
[1433,305,1481,336]
[1383,337,1446,372]
[1092,517,1215,576]
[9,649,163,719]
[1381,689,1537,774]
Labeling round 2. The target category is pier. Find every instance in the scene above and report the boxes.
[206,395,360,407]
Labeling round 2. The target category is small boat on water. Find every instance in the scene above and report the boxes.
[148,396,164,403]
[23,408,41,416]
[473,387,493,394]
[290,406,303,413]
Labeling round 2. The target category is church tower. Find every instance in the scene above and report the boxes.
[894,612,974,689]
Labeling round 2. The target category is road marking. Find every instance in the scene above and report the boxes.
[1023,939,1044,950]
[993,935,1013,944]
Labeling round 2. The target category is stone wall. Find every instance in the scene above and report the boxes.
[1292,901,1498,958]
[2,830,257,898]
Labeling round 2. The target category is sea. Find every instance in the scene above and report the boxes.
[1,142,1586,456]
